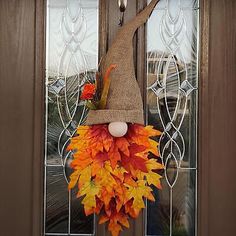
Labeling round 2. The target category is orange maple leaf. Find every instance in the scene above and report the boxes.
[108,144,121,169]
[91,152,109,176]
[116,137,130,156]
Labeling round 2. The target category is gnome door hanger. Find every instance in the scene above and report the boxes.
[68,1,163,236]
[85,0,161,130]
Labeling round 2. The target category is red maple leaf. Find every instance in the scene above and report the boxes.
[121,144,148,173]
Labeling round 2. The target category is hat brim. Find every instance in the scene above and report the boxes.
[85,109,144,125]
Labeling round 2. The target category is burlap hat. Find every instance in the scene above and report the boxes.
[86,0,159,125]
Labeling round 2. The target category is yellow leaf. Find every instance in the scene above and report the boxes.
[111,166,127,182]
[77,126,90,135]
[79,181,100,210]
[84,206,94,216]
[125,180,153,210]
[67,137,89,153]
[95,164,117,193]
[145,170,162,189]
[78,166,92,188]
[145,125,162,137]
[146,158,164,171]
[68,169,81,189]
[148,139,159,156]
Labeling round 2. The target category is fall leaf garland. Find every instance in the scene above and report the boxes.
[67,124,163,236]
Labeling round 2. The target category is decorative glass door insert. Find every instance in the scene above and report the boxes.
[45,0,99,235]
[146,0,199,235]
[44,0,199,235]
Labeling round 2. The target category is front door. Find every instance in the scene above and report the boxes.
[0,0,236,236]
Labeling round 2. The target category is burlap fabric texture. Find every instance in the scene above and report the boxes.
[86,0,159,125]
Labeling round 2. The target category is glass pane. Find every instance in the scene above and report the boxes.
[146,0,199,235]
[45,0,99,235]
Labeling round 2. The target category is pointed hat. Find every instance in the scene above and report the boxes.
[85,0,159,125]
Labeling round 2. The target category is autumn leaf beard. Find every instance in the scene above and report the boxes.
[67,124,163,236]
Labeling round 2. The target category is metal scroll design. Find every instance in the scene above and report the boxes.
[45,0,96,235]
[147,1,198,235]
[48,0,90,169]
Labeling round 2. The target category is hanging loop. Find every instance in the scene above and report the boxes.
[118,0,128,12]
[118,0,128,26]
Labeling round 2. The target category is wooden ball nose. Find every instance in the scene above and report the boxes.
[108,122,128,137]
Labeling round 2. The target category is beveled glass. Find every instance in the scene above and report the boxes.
[146,0,199,235]
[45,0,99,235]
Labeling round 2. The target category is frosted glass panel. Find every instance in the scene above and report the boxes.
[45,0,99,235]
[146,0,199,235]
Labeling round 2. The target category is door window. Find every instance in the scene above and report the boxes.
[45,0,99,235]
[146,0,199,235]
[44,0,199,235]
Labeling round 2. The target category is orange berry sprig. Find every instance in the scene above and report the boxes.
[80,64,117,110]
